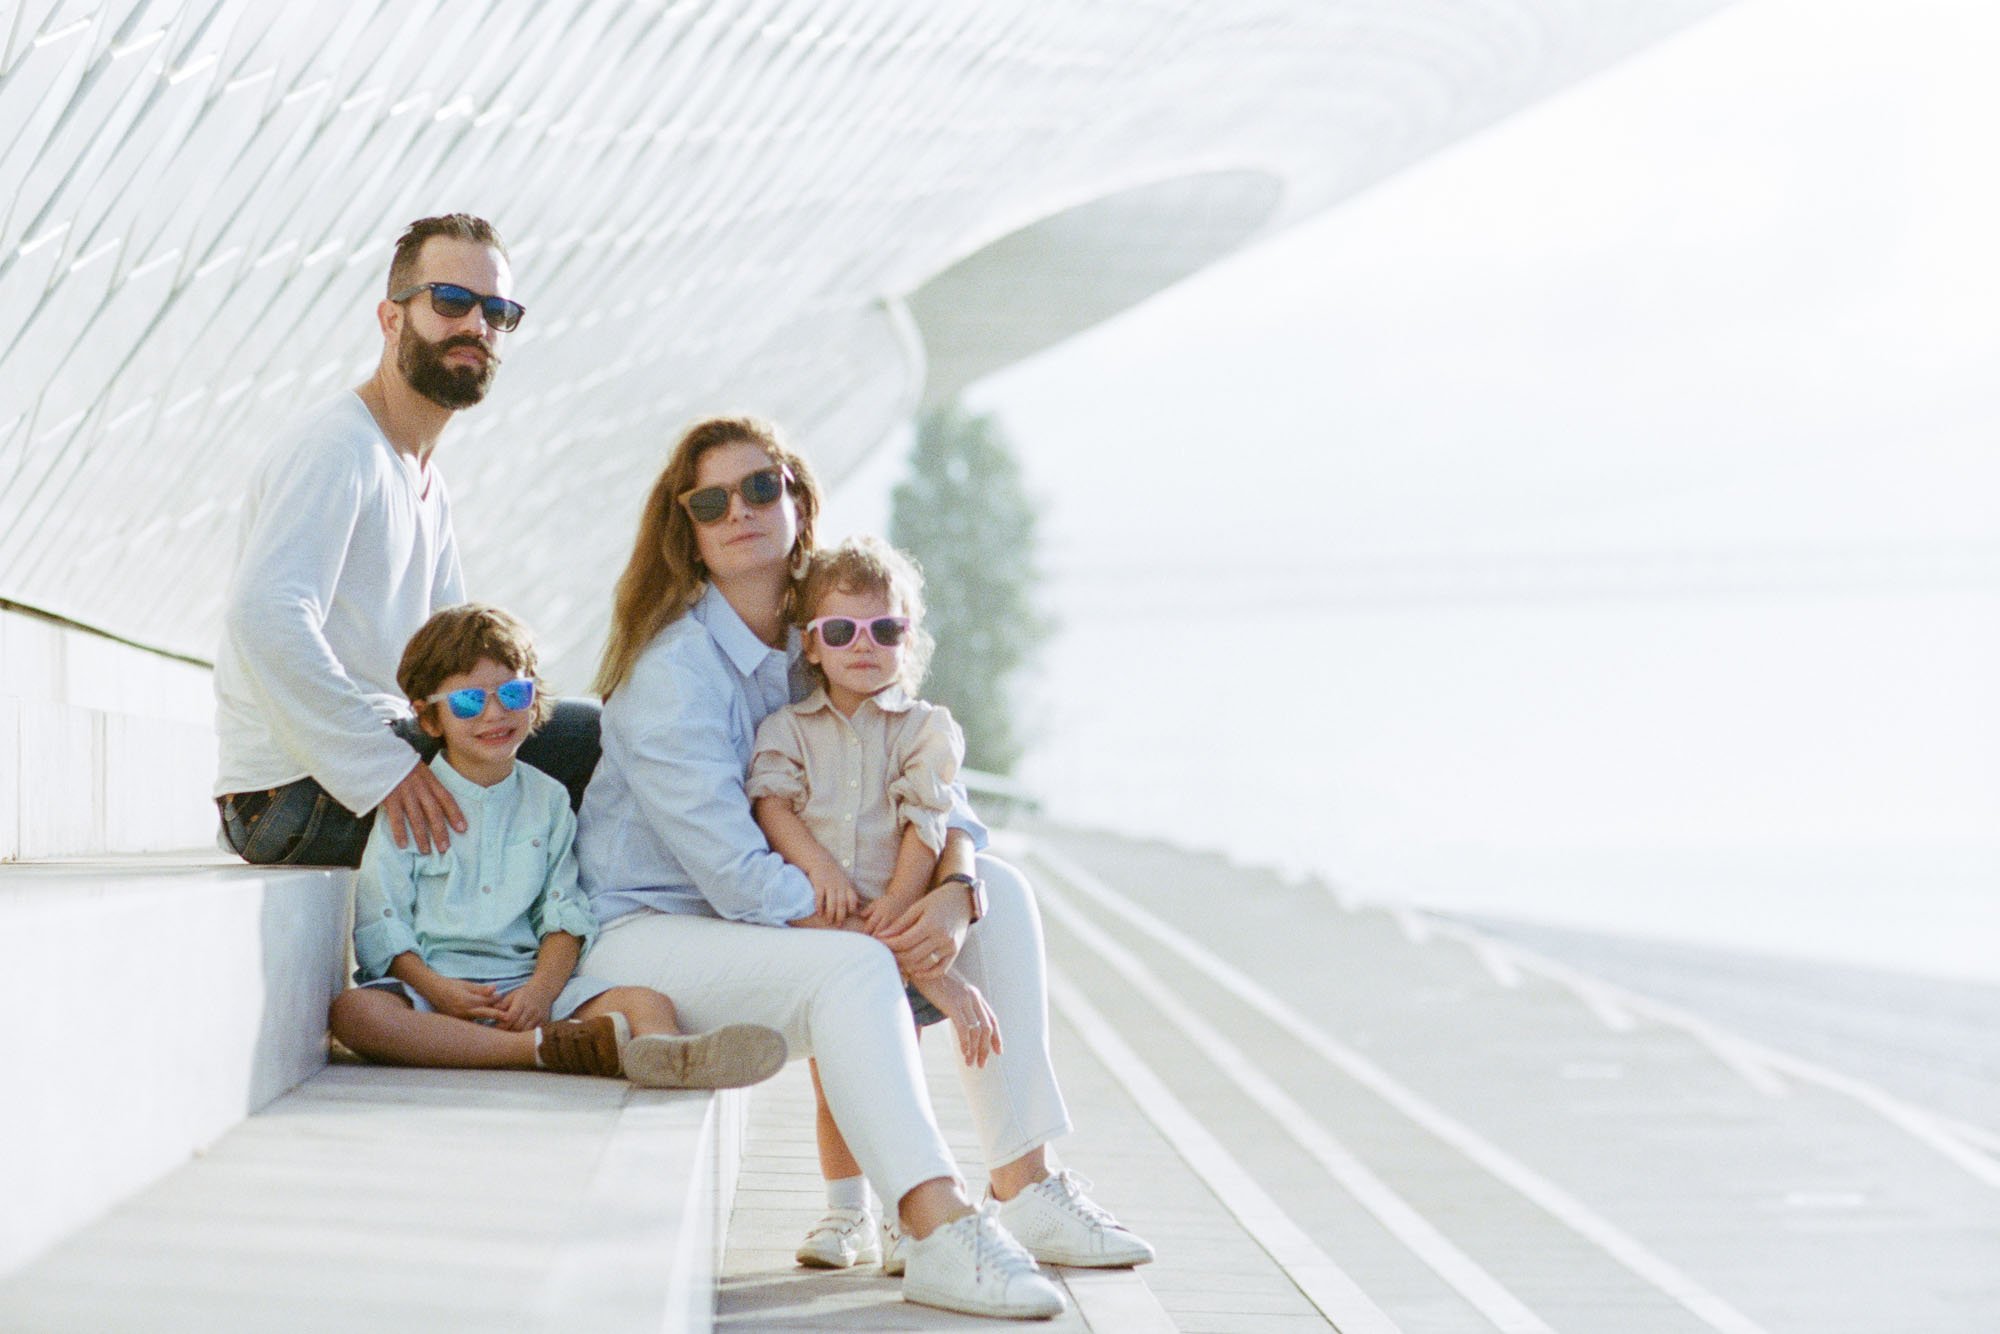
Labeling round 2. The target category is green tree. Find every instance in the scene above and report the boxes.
[890,402,1050,775]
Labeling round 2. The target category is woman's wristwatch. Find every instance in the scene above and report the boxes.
[935,870,987,923]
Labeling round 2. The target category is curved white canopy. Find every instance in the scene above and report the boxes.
[0,0,1722,687]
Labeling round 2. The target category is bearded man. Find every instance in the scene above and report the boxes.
[214,214,596,867]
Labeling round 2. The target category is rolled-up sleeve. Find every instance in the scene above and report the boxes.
[352,820,422,979]
[617,649,815,926]
[530,802,598,948]
[746,711,810,809]
[890,707,962,853]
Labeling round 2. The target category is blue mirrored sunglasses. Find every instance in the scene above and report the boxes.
[425,678,536,720]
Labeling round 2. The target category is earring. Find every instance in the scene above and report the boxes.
[789,544,811,579]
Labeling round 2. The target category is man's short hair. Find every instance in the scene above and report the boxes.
[386,214,508,296]
[397,603,554,730]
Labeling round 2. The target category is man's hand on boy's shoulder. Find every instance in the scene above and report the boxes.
[378,760,467,853]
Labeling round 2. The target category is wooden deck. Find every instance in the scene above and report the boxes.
[719,826,2000,1332]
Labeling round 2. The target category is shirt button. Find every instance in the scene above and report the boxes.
[382,908,393,918]
[481,885,492,894]
[532,838,542,848]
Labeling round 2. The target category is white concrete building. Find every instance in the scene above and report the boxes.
[0,0,1720,851]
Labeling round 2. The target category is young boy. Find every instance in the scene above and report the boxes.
[329,603,786,1087]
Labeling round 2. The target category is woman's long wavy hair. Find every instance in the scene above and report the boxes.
[593,416,820,700]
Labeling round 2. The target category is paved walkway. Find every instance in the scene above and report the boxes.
[720,827,2000,1332]
[714,973,1301,1330]
[1449,912,2000,1135]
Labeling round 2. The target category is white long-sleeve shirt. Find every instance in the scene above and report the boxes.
[213,392,464,814]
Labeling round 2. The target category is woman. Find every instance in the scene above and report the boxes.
[576,417,1152,1320]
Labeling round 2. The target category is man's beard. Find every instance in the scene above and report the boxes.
[399,327,498,409]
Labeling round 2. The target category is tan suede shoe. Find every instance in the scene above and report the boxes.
[535,1012,631,1077]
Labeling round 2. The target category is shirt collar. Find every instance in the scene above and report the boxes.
[692,583,790,678]
[428,750,518,802]
[866,684,916,713]
[793,683,915,716]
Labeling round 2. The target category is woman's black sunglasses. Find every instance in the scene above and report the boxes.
[679,466,791,525]
[390,282,526,333]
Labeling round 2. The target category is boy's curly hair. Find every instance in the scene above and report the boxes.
[796,537,934,694]
[398,603,555,731]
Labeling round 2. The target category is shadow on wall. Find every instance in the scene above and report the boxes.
[252,873,353,1112]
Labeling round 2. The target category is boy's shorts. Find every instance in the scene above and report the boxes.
[357,972,616,1021]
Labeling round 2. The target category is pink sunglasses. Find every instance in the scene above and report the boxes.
[806,615,910,649]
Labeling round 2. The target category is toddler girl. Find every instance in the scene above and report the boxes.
[749,537,998,1268]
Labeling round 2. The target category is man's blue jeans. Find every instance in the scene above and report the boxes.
[216,699,601,868]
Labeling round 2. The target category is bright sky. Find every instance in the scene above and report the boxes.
[827,0,2000,976]
[978,0,2000,569]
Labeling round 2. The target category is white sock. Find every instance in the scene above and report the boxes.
[826,1175,869,1213]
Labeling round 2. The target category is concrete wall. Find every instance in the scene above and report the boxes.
[1,606,215,859]
[2,859,351,1273]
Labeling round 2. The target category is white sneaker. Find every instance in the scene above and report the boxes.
[901,1204,1066,1320]
[993,1170,1155,1268]
[880,1218,907,1276]
[795,1206,881,1269]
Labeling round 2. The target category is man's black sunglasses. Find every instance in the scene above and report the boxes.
[390,282,526,333]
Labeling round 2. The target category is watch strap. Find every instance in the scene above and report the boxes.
[937,871,986,923]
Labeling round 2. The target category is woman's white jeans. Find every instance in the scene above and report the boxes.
[583,854,1072,1211]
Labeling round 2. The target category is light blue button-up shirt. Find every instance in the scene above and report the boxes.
[353,754,596,982]
[578,584,987,927]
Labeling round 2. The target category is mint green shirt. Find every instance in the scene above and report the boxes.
[353,754,597,982]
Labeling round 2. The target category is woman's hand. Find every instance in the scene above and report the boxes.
[788,907,870,933]
[912,970,1002,1067]
[876,885,973,982]
[860,885,922,935]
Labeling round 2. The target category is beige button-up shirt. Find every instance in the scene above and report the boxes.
[746,685,961,899]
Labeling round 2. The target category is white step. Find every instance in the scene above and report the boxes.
[0,1065,743,1333]
[2,857,350,1274]
[1,855,741,1331]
